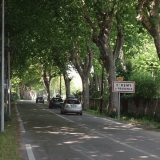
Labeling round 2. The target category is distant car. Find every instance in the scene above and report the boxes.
[60,96,82,115]
[36,97,44,104]
[49,97,63,109]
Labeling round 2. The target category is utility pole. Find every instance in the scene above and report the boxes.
[60,75,61,95]
[1,0,5,132]
[8,32,11,115]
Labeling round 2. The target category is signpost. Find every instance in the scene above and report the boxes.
[112,81,135,120]
[1,0,4,132]
[112,81,135,93]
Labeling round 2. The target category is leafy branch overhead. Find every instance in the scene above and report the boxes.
[136,0,160,58]
[1,0,160,114]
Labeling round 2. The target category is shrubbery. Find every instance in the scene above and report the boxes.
[126,71,158,98]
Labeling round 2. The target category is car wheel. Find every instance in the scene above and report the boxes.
[61,110,63,114]
[80,112,82,115]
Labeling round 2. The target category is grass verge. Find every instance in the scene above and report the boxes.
[84,109,160,132]
[0,104,22,160]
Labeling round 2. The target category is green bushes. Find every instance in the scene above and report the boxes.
[128,71,158,98]
[11,92,19,101]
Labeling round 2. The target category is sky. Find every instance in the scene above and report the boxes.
[70,69,82,90]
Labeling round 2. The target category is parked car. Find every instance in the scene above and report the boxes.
[60,96,82,115]
[36,97,44,104]
[49,97,63,109]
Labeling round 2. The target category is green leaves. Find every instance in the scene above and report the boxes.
[130,71,158,98]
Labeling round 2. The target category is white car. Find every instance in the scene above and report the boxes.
[60,98,82,115]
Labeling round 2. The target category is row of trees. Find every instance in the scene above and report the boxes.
[1,0,160,117]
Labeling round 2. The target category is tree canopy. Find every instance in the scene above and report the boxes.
[1,0,160,115]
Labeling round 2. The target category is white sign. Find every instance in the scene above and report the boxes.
[112,81,135,93]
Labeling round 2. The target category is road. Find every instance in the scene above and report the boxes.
[16,100,160,160]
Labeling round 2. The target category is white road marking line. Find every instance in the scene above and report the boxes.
[76,122,160,159]
[94,131,160,159]
[26,144,36,160]
[18,117,26,133]
[42,105,160,159]
[16,106,36,160]
[48,110,74,122]
[15,106,26,133]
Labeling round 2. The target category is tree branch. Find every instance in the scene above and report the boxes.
[113,13,124,59]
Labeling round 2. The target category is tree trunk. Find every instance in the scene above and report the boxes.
[85,8,124,117]
[94,75,99,91]
[70,41,93,111]
[42,69,51,101]
[63,73,71,97]
[107,59,118,116]
[95,40,118,116]
[82,76,90,110]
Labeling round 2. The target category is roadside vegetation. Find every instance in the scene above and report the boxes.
[0,104,22,160]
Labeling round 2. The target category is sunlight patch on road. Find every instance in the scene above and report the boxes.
[63,140,80,144]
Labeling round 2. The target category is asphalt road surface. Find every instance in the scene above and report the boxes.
[16,100,160,160]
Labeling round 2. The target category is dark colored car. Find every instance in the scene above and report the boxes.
[49,97,63,109]
[36,97,44,104]
[60,97,82,115]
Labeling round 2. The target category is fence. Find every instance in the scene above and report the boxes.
[89,98,160,119]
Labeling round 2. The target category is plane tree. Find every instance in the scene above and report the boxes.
[73,0,126,116]
[79,0,154,116]
[136,0,160,59]
[3,0,159,115]
[4,0,69,100]
[54,1,96,110]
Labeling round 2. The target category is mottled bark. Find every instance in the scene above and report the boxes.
[42,68,51,101]
[84,7,124,116]
[82,76,90,110]
[63,73,71,97]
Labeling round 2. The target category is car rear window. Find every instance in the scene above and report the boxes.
[53,98,63,102]
[66,100,80,104]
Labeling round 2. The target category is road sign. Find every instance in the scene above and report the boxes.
[112,81,135,93]
[117,77,123,81]
[112,81,135,121]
